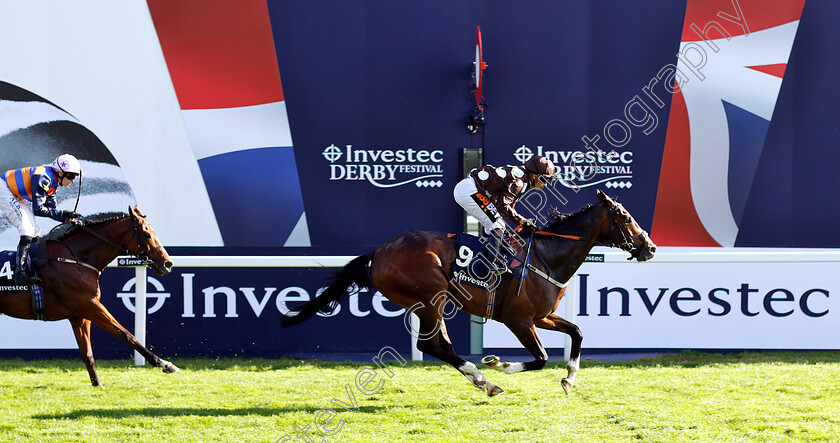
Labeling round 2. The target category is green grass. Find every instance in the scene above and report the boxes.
[1,351,840,442]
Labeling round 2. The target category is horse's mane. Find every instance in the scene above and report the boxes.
[541,203,598,231]
[47,212,129,241]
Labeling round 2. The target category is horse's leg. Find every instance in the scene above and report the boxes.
[534,313,583,394]
[414,307,503,397]
[82,300,179,373]
[70,317,101,387]
[482,320,548,375]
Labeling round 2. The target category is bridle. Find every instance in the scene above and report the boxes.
[605,202,650,259]
[50,216,164,274]
[533,201,649,259]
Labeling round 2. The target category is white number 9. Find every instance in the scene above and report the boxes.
[455,245,474,268]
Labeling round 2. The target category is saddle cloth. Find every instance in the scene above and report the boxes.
[451,232,521,290]
[0,242,40,291]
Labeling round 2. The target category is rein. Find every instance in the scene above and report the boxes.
[520,202,649,289]
[47,217,161,274]
[534,231,587,242]
[534,203,649,257]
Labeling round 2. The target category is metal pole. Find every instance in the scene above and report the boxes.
[134,266,147,366]
[410,312,422,361]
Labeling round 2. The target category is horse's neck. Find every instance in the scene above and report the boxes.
[535,204,610,284]
[57,219,131,269]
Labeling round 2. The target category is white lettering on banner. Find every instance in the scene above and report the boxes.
[240,287,278,317]
[513,145,634,190]
[349,293,370,317]
[577,274,829,318]
[372,292,405,317]
[275,287,310,316]
[203,286,238,318]
[484,261,840,349]
[182,273,195,317]
[323,144,444,189]
[153,274,407,319]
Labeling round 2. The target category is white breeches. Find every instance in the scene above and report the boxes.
[453,177,505,235]
[0,183,39,237]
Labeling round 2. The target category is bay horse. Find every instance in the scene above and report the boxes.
[0,206,178,386]
[282,189,656,396]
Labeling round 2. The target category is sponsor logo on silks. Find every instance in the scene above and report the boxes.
[470,192,501,221]
[323,144,444,189]
[513,145,634,190]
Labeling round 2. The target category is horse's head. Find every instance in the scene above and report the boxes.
[596,189,656,261]
[128,206,174,275]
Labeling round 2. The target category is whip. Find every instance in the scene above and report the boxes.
[73,168,82,213]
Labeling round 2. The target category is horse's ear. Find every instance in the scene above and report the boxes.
[596,189,616,206]
[596,189,608,202]
[132,205,147,218]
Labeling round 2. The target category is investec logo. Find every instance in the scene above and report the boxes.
[323,144,444,188]
[114,274,406,319]
[513,145,633,189]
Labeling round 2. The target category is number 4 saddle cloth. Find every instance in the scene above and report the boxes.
[0,242,40,292]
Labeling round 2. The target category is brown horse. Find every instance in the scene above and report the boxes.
[282,190,656,396]
[0,206,178,386]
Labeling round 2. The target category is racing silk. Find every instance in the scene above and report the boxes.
[2,165,65,220]
[469,165,529,226]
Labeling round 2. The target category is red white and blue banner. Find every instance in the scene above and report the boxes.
[652,0,807,247]
[147,0,309,247]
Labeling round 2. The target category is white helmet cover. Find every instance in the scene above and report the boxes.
[52,154,82,175]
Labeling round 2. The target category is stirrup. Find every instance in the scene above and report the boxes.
[507,264,524,278]
[497,265,524,279]
[491,259,511,277]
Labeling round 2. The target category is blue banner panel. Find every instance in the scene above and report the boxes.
[90,267,470,358]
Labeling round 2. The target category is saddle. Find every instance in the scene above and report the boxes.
[450,232,525,290]
[0,242,40,284]
[0,241,46,320]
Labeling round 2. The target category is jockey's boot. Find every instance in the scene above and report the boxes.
[13,236,34,284]
[488,229,512,276]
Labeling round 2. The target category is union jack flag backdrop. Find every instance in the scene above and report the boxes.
[652,0,807,247]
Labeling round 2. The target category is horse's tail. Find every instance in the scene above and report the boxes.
[280,252,375,328]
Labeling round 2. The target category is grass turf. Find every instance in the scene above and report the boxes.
[1,351,839,442]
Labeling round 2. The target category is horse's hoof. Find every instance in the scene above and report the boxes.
[561,378,572,395]
[481,355,500,366]
[487,385,504,397]
[161,360,180,373]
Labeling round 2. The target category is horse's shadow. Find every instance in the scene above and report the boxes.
[32,405,387,420]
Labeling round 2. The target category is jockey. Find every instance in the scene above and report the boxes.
[453,155,556,275]
[0,154,83,283]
